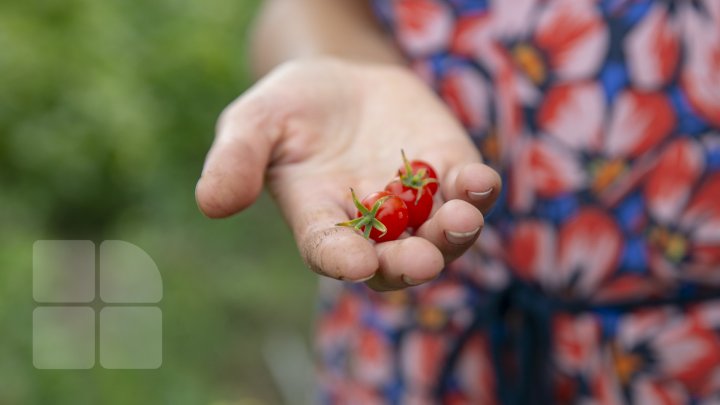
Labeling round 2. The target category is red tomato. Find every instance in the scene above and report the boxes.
[397,151,439,196]
[337,189,409,242]
[385,179,433,229]
[359,191,409,242]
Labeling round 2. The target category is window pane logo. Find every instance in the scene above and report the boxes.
[33,240,162,369]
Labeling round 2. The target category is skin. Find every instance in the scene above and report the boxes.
[195,0,502,291]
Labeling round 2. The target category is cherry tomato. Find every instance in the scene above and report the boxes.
[385,179,433,229]
[397,150,439,196]
[337,189,409,242]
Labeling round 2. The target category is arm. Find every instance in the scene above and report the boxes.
[196,0,501,290]
[249,0,403,76]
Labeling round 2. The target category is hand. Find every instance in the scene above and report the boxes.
[195,57,501,291]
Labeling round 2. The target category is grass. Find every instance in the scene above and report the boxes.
[0,1,318,403]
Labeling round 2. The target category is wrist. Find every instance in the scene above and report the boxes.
[248,0,407,78]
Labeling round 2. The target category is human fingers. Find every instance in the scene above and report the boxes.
[414,199,484,264]
[269,178,383,282]
[440,162,502,214]
[195,91,281,218]
[364,236,444,291]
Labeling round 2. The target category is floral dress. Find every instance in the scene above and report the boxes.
[316,1,720,404]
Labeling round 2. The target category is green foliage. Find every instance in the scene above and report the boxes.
[0,1,317,403]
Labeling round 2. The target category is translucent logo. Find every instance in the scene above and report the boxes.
[33,240,162,369]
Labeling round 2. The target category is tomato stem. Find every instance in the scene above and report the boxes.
[336,188,391,239]
[398,150,438,204]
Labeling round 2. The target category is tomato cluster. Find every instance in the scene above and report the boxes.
[337,151,439,242]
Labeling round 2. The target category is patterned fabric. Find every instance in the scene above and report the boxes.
[316,1,720,404]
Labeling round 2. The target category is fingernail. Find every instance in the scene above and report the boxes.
[468,188,493,201]
[351,273,375,283]
[402,275,423,286]
[445,227,480,245]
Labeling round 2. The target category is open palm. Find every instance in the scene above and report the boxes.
[196,58,501,290]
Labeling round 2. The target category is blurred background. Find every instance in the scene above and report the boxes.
[0,0,319,403]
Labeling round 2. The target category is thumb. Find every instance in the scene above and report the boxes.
[195,96,280,218]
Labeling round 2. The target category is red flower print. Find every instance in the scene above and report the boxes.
[339,382,385,405]
[414,280,472,331]
[654,313,720,394]
[590,349,625,405]
[394,0,453,56]
[449,225,512,290]
[538,81,605,152]
[353,328,394,386]
[631,377,687,404]
[641,160,720,284]
[417,280,468,309]
[451,12,508,73]
[593,275,668,303]
[454,334,497,405]
[506,209,622,297]
[510,137,586,212]
[317,293,362,350]
[506,219,556,281]
[605,90,676,159]
[611,304,720,399]
[529,81,681,210]
[677,173,720,283]
[681,173,720,236]
[401,331,447,398]
[681,2,720,127]
[534,0,609,80]
[644,138,705,226]
[557,208,623,296]
[625,4,680,90]
[616,309,671,349]
[488,0,539,40]
[440,66,491,132]
[553,314,602,374]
